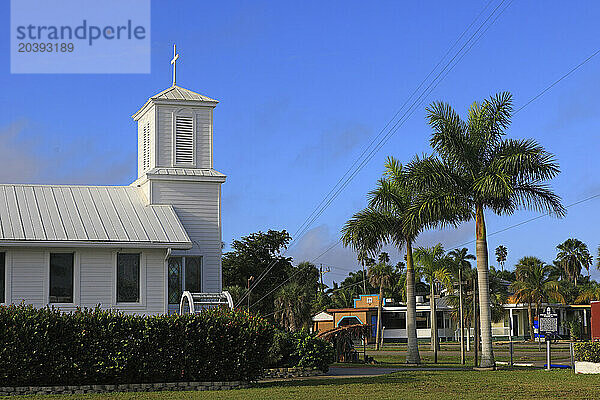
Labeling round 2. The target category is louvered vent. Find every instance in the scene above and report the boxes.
[175,116,194,164]
[142,122,150,171]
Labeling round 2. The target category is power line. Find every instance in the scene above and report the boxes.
[514,48,600,114]
[290,0,510,245]
[290,0,496,242]
[237,1,510,308]
[449,192,600,250]
[311,41,600,265]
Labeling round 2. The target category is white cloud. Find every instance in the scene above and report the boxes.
[0,120,135,186]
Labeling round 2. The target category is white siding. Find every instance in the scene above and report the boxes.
[11,250,46,306]
[155,106,212,169]
[4,248,167,315]
[152,181,221,292]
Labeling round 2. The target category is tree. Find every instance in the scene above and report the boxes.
[448,247,475,364]
[512,256,565,341]
[274,282,311,331]
[342,157,459,364]
[556,239,592,285]
[368,259,393,350]
[576,282,600,303]
[407,92,565,367]
[414,244,452,363]
[495,245,508,272]
[222,230,294,316]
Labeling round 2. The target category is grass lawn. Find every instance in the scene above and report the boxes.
[5,370,600,400]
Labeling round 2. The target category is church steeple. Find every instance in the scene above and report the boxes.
[132,45,220,180]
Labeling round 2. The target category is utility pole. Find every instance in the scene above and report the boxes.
[361,261,367,294]
[319,264,324,294]
[247,276,254,311]
[319,264,330,295]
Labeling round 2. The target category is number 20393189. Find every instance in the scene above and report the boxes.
[18,42,74,52]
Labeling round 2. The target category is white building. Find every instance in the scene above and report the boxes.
[0,52,226,315]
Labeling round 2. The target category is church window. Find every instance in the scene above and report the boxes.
[117,253,140,303]
[49,253,74,303]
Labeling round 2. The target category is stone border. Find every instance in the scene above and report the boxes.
[0,381,249,396]
[262,367,326,379]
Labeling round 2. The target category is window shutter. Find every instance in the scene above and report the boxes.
[142,122,150,171]
[175,115,194,164]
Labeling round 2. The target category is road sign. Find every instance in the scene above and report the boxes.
[539,307,558,335]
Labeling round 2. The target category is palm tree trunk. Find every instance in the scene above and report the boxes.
[430,283,438,363]
[405,240,420,364]
[458,268,465,364]
[376,283,383,350]
[475,205,495,368]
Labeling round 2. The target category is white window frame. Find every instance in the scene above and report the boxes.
[113,251,146,306]
[171,109,196,167]
[0,251,8,305]
[45,251,80,306]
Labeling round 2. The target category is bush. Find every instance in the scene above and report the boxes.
[0,304,274,386]
[268,330,334,372]
[574,342,600,363]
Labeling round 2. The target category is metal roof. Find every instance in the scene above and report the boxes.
[150,85,218,103]
[149,168,226,177]
[0,184,191,249]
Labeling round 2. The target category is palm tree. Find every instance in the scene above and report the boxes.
[414,244,452,363]
[448,247,475,364]
[556,239,591,286]
[512,257,565,341]
[341,158,425,363]
[274,282,311,331]
[495,245,508,272]
[368,260,393,350]
[407,92,565,367]
[576,282,600,303]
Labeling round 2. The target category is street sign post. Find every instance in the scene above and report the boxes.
[538,307,558,371]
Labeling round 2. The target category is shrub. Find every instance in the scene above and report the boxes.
[268,330,334,372]
[0,304,274,386]
[293,331,335,372]
[574,342,600,363]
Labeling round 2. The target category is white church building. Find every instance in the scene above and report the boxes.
[0,50,226,315]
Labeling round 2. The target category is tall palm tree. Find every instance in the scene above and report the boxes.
[495,245,508,272]
[556,239,591,286]
[341,158,422,363]
[414,244,452,363]
[407,92,565,367]
[368,260,393,350]
[342,158,460,364]
[512,257,565,341]
[448,247,475,364]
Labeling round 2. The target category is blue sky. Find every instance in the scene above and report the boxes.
[1,1,600,286]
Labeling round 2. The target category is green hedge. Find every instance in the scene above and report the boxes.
[268,330,334,372]
[574,342,600,363]
[0,304,274,386]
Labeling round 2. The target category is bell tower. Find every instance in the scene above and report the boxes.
[130,45,226,296]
